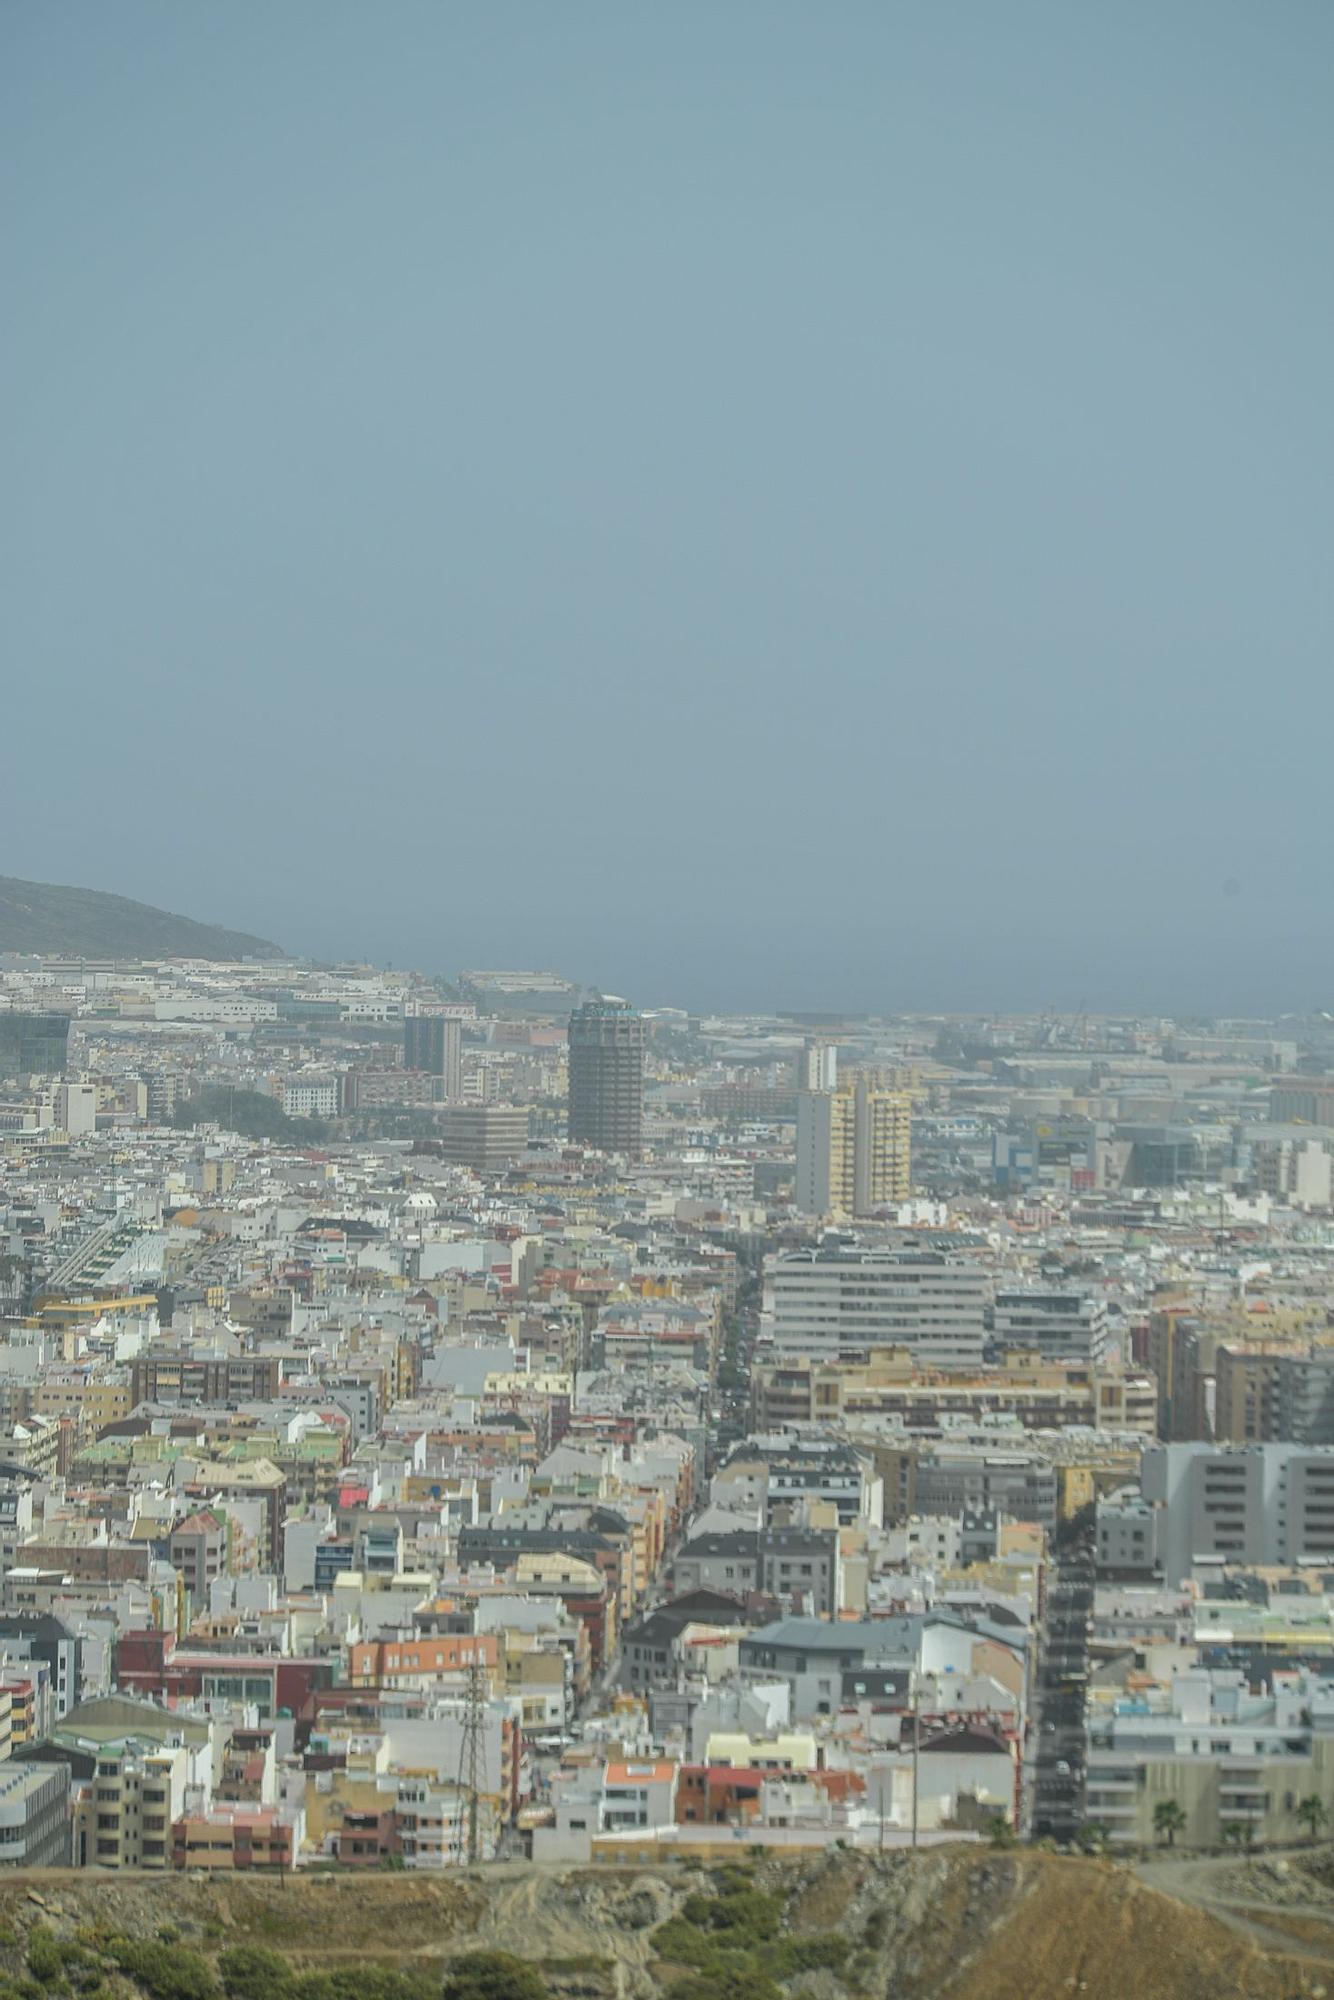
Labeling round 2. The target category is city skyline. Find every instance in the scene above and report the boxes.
[0,920,1330,1921]
[2,0,1332,1956]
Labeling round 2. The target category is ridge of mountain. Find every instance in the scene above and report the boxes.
[0,873,282,961]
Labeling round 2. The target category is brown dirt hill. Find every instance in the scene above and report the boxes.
[2,1845,1331,2000]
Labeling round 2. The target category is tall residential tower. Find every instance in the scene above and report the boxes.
[799,1037,838,1092]
[403,1012,462,1099]
[567,1000,644,1157]
[796,1074,911,1216]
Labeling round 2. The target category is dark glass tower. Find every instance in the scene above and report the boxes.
[403,1014,461,1097]
[567,1001,644,1157]
[404,1015,445,1073]
[0,1013,70,1081]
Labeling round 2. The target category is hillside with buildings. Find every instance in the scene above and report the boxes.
[0,876,281,962]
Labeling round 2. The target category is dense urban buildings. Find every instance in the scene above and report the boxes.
[8,4,1323,1975]
[0,965,1330,1865]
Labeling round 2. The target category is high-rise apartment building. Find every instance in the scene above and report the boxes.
[567,1001,643,1156]
[798,1038,838,1092]
[403,1013,462,1099]
[795,1076,911,1216]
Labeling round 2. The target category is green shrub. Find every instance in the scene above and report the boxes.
[218,1946,295,2000]
[440,1954,548,2000]
[293,1974,438,2000]
[677,1889,781,1943]
[652,1884,848,2000]
[25,1931,64,1987]
[707,1867,755,1896]
[763,1935,848,1977]
[170,1089,329,1144]
[105,1938,218,2000]
[672,1971,781,2000]
[648,1920,716,1970]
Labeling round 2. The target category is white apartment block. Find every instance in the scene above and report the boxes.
[56,1082,98,1138]
[1132,1442,1334,1584]
[992,1287,1112,1365]
[763,1247,988,1368]
[1250,1136,1334,1209]
[281,1077,339,1120]
[1085,1666,1334,1848]
[798,1039,838,1092]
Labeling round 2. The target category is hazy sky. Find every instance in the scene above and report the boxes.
[5,3,1332,1013]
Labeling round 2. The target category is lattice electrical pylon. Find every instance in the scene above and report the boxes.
[456,1656,490,1865]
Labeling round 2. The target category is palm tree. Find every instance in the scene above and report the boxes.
[1298,1796,1327,1844]
[1153,1799,1187,1848]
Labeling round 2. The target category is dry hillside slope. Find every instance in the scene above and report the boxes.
[3,1844,1334,2000]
